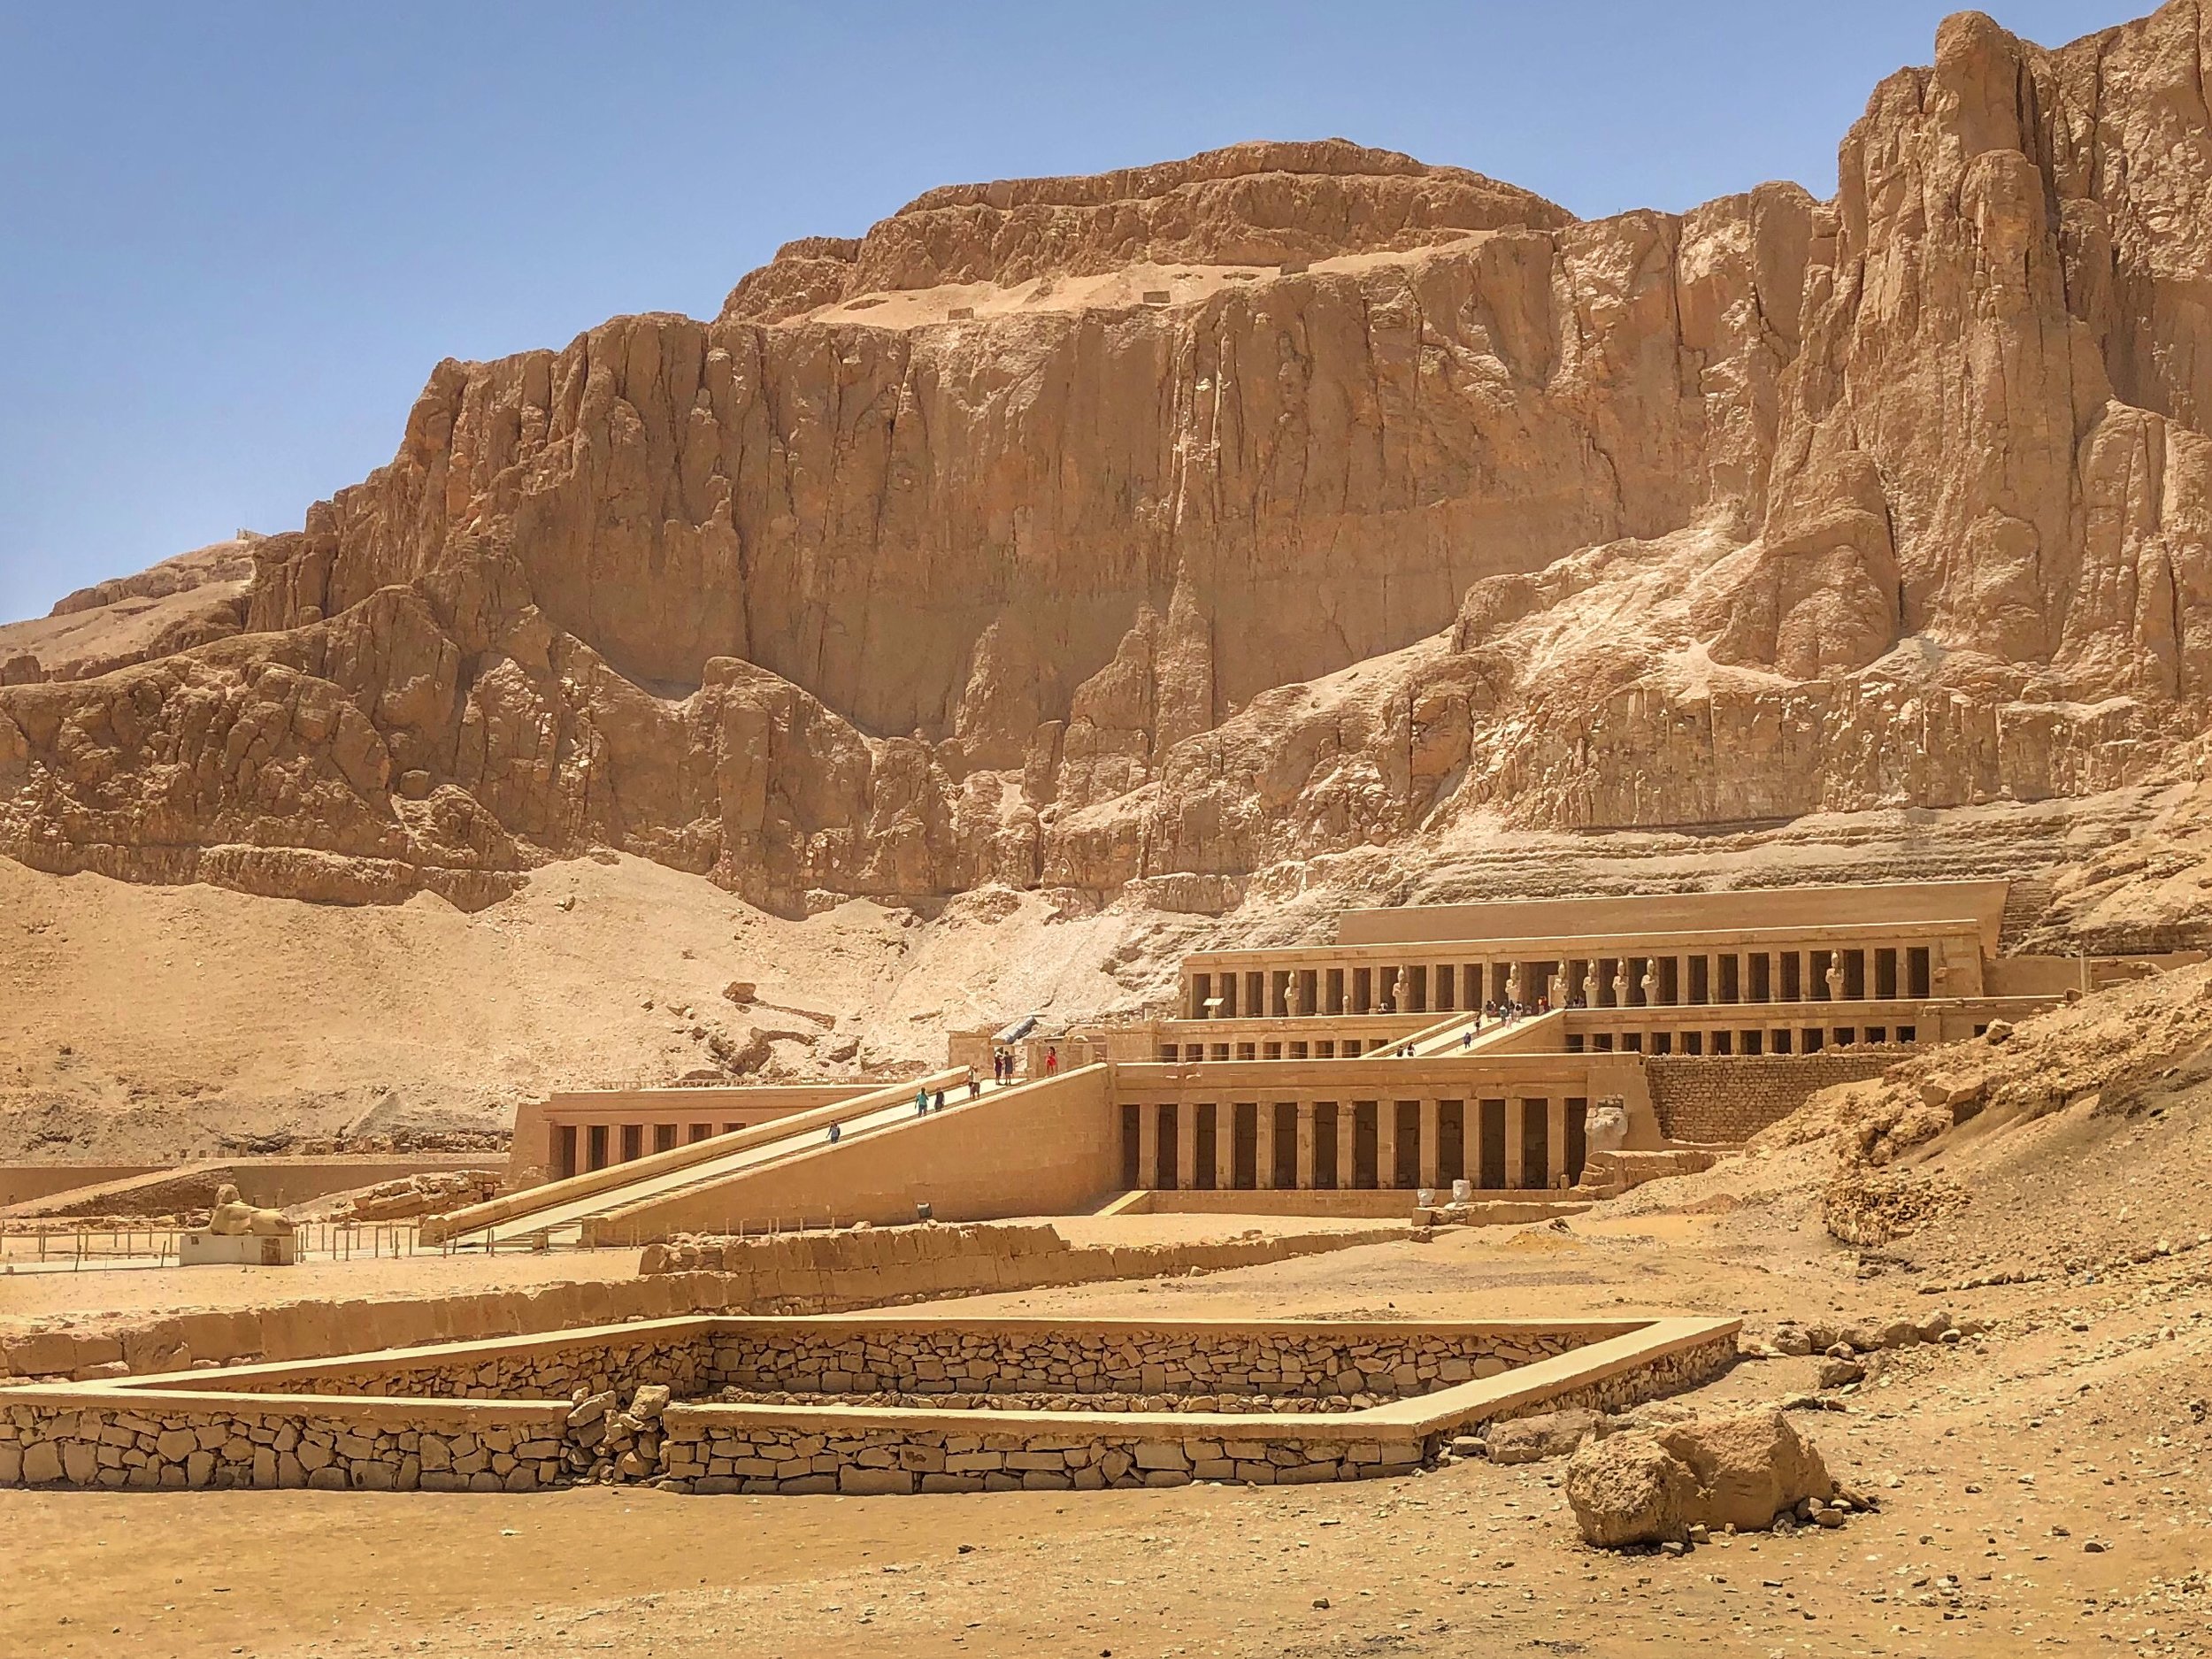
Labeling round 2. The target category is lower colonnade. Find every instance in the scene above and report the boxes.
[1122,1093,1587,1194]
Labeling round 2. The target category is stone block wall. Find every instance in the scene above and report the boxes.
[661,1417,1423,1494]
[1485,1329,1738,1420]
[206,1329,707,1402]
[1647,1055,1899,1144]
[0,1320,1741,1494]
[0,1399,571,1493]
[705,1324,1615,1403]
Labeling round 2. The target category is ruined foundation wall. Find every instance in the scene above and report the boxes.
[0,1325,1740,1494]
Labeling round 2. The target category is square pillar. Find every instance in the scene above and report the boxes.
[1295,1102,1317,1190]
[1216,1104,1237,1190]
[1418,1098,1441,1188]
[1545,1098,1568,1189]
[1176,1102,1199,1191]
[1379,1102,1400,1190]
[1504,1099,1527,1190]
[1257,1102,1279,1189]
[1335,1106,1357,1191]
[1138,1105,1161,1190]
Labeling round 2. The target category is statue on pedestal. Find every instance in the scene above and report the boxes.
[210,1182,294,1238]
[184,1181,302,1266]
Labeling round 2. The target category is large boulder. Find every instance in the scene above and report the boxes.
[1564,1409,1834,1547]
[1563,1433,1700,1547]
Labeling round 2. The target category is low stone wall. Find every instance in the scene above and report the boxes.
[205,1327,707,1402]
[665,1327,1741,1495]
[1483,1329,1737,1421]
[0,1316,1741,1495]
[639,1222,1409,1307]
[703,1320,1612,1402]
[663,1417,1417,1493]
[0,1398,571,1492]
[1647,1055,1899,1144]
[0,1221,1404,1382]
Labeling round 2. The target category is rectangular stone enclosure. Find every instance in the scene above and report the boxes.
[0,1313,1738,1495]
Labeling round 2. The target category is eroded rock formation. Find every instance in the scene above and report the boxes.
[5,5,2212,916]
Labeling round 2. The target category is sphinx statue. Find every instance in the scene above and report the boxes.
[208,1182,294,1238]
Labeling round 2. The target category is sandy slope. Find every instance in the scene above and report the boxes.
[0,851,1161,1161]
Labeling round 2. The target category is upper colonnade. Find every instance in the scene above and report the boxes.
[1178,881,2014,1023]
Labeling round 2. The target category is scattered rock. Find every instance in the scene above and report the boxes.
[1485,1409,1601,1465]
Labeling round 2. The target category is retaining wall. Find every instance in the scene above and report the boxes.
[0,1164,160,1207]
[1646,1054,1899,1143]
[3,1156,500,1221]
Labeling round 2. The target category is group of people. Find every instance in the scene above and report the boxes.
[1377,997,1555,1058]
[1482,996,1549,1023]
[985,1045,1056,1085]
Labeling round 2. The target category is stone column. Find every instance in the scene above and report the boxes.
[1378,1102,1399,1190]
[1257,1102,1279,1189]
[1176,1101,1199,1191]
[1139,1104,1162,1190]
[1295,1102,1317,1190]
[1546,1098,1568,1189]
[1463,1105,1485,1187]
[1335,1105,1357,1191]
[1418,1098,1441,1188]
[1505,1099,1527,1190]
[1216,1104,1238,1190]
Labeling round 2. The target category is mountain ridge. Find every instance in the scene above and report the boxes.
[4,4,2210,935]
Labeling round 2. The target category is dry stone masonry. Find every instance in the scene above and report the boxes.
[0,1313,1739,1496]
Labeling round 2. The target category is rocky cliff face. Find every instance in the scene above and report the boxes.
[5,6,2212,925]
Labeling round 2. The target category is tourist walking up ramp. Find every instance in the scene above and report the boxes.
[428,1070,965,1248]
[1361,1008,1566,1060]
[579,1064,1118,1245]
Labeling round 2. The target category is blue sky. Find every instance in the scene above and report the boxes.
[0,0,2144,622]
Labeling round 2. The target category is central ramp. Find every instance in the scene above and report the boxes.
[580,1064,1118,1244]
[434,1066,1119,1248]
[1370,1008,1565,1059]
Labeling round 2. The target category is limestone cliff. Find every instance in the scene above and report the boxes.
[5,6,2212,926]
